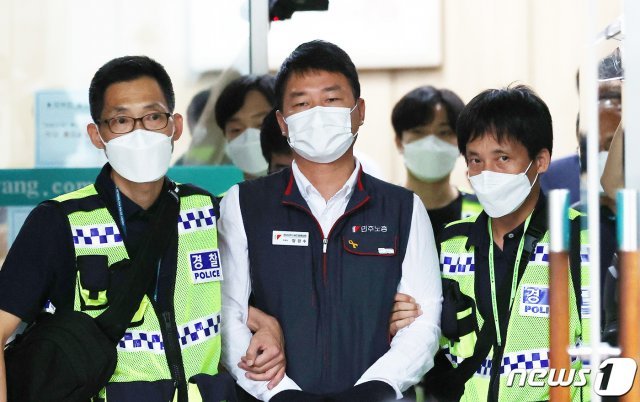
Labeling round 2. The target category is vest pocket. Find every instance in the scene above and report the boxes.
[341,233,397,256]
[78,255,110,310]
[105,380,175,401]
[188,372,238,402]
[441,278,478,358]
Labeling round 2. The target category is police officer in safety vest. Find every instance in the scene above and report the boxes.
[418,85,590,401]
[431,86,589,401]
[0,56,284,402]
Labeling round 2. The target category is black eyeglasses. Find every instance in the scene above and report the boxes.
[100,112,172,134]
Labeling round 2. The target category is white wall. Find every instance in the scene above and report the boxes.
[353,0,621,186]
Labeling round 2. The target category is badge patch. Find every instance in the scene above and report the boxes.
[272,231,309,246]
[189,249,223,284]
[352,225,388,233]
[519,285,549,317]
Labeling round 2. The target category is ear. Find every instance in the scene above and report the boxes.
[276,110,288,137]
[87,123,105,150]
[356,97,365,123]
[395,136,404,153]
[535,148,551,174]
[171,113,184,142]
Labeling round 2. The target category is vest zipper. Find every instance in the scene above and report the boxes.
[282,195,371,384]
[148,276,188,401]
[161,310,188,402]
[283,196,371,285]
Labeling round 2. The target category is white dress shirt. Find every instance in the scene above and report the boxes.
[219,159,442,400]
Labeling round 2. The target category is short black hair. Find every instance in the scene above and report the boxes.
[186,89,211,132]
[260,108,291,164]
[274,40,360,110]
[214,74,275,130]
[457,85,553,159]
[391,86,465,141]
[89,55,175,123]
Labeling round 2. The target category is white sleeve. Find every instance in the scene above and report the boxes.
[219,185,301,401]
[355,194,442,399]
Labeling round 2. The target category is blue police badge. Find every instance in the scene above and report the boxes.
[189,249,223,284]
[519,285,550,317]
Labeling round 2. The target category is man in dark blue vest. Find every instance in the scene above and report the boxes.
[219,40,442,401]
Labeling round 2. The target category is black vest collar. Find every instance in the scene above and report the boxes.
[280,165,370,214]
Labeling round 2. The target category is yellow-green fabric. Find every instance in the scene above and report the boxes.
[460,189,483,219]
[439,210,590,402]
[54,184,221,397]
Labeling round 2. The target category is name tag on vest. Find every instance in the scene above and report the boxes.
[272,231,309,246]
[189,249,223,284]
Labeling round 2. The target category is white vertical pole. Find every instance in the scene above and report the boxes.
[617,190,640,401]
[583,0,601,399]
[249,0,269,74]
[624,1,640,189]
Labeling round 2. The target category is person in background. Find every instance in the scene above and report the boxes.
[389,86,481,339]
[541,49,623,204]
[215,75,275,179]
[259,109,293,175]
[392,86,481,239]
[188,89,211,136]
[220,40,441,402]
[173,88,211,166]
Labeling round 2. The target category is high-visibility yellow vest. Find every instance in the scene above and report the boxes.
[439,210,590,401]
[54,183,222,400]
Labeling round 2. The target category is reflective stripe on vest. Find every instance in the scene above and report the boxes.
[54,184,221,396]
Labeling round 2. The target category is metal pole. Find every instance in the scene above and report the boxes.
[624,1,640,190]
[617,189,640,401]
[549,190,571,402]
[249,0,269,74]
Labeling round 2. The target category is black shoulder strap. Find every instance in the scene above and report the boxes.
[515,202,548,283]
[95,184,180,343]
[569,215,583,320]
[445,204,550,385]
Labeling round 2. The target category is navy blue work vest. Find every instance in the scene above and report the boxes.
[238,167,414,394]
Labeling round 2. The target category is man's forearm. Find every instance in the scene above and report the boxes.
[247,306,279,334]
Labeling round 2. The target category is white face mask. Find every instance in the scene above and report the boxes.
[225,128,268,176]
[469,161,538,218]
[403,135,460,182]
[102,129,173,183]
[285,105,357,164]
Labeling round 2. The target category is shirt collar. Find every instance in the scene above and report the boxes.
[468,190,547,250]
[291,158,361,204]
[95,163,167,220]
